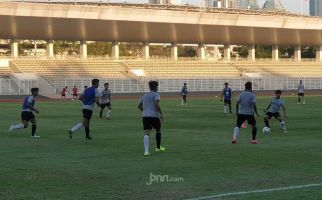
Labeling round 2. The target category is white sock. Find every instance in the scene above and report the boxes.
[70,123,83,133]
[11,124,24,130]
[144,135,150,153]
[233,127,240,140]
[106,110,112,118]
[224,106,227,114]
[280,121,286,129]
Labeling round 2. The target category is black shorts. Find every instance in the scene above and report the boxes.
[143,117,161,131]
[182,95,187,100]
[236,114,256,128]
[21,111,35,121]
[265,112,281,119]
[298,93,304,96]
[100,103,111,109]
[224,99,232,105]
[82,109,93,120]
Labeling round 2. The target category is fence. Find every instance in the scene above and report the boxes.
[50,77,322,94]
[0,78,38,95]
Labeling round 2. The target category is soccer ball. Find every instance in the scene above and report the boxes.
[262,127,271,134]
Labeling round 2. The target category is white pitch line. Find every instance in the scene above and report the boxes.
[185,182,322,200]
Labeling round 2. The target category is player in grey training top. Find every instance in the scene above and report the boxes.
[264,90,288,133]
[99,83,112,120]
[138,81,165,156]
[232,82,259,144]
[298,80,305,104]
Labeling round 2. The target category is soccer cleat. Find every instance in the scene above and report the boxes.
[251,140,260,144]
[31,135,40,138]
[106,117,111,120]
[144,152,150,156]
[232,139,237,144]
[68,130,73,139]
[8,125,15,132]
[155,146,166,152]
[86,136,93,140]
[283,128,288,134]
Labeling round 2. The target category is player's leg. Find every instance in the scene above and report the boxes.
[232,115,244,143]
[83,110,93,139]
[276,115,287,133]
[9,112,30,132]
[302,94,305,104]
[99,104,105,119]
[106,104,112,119]
[154,118,165,152]
[228,101,232,114]
[264,113,271,128]
[143,118,152,156]
[184,95,187,104]
[68,109,87,138]
[30,117,39,138]
[224,101,227,114]
[248,116,258,144]
[298,94,301,104]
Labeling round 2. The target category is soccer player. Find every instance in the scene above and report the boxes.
[9,88,40,138]
[221,82,232,114]
[72,86,78,101]
[138,81,165,156]
[99,83,112,120]
[264,90,288,133]
[181,83,188,105]
[61,86,67,101]
[68,79,100,140]
[232,82,259,144]
[298,80,305,104]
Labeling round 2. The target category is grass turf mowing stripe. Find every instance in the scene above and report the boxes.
[185,182,322,200]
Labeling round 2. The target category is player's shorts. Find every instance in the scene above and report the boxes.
[100,103,111,109]
[21,111,35,121]
[82,109,93,120]
[224,99,232,105]
[265,112,281,119]
[142,117,161,131]
[298,93,304,96]
[236,114,256,128]
[182,95,187,99]
[61,94,66,97]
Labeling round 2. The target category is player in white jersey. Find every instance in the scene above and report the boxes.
[298,80,305,104]
[99,83,112,120]
[138,81,165,156]
[264,90,288,133]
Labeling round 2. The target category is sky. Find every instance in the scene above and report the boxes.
[1,0,310,15]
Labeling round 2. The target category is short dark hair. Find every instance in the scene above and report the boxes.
[245,82,252,90]
[149,81,158,91]
[31,88,39,93]
[275,90,282,94]
[92,79,99,85]
[224,82,229,85]
[184,83,187,85]
[104,82,109,86]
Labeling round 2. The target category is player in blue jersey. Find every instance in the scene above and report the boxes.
[221,82,233,114]
[9,88,40,138]
[264,90,288,133]
[68,79,100,140]
[181,83,188,105]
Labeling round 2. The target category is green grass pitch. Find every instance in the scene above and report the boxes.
[1,96,322,200]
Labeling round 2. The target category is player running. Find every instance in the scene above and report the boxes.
[99,83,112,120]
[68,79,100,140]
[61,86,67,101]
[232,82,259,144]
[9,88,40,138]
[72,86,78,101]
[138,81,165,156]
[264,90,288,133]
[181,83,188,105]
[221,82,233,114]
[298,80,305,104]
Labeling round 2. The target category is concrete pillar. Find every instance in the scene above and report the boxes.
[171,42,178,60]
[112,41,119,59]
[80,40,87,59]
[294,45,301,61]
[142,42,149,59]
[248,45,255,61]
[272,45,279,61]
[11,39,18,58]
[47,40,54,58]
[198,43,206,60]
[316,46,322,62]
[224,44,231,61]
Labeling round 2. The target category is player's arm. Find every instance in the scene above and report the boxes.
[155,100,164,122]
[138,98,143,111]
[27,97,39,113]
[264,102,271,113]
[78,93,84,101]
[253,103,259,117]
[220,90,224,101]
[95,90,100,107]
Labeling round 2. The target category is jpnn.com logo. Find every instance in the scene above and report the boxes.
[146,172,184,185]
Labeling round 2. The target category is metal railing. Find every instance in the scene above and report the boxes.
[0,78,38,95]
